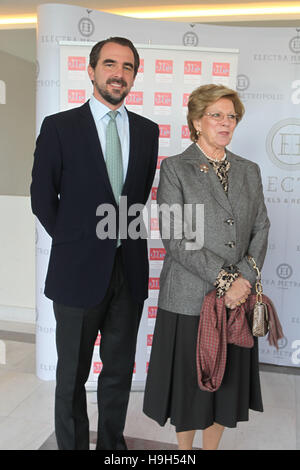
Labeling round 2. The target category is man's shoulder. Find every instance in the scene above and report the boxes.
[44,102,89,125]
[127,109,159,132]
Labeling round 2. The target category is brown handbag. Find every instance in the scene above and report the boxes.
[248,255,269,337]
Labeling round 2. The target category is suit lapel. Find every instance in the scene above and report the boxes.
[122,110,140,196]
[78,101,116,202]
[226,150,246,211]
[182,144,233,214]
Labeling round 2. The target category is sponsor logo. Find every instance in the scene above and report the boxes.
[266,118,300,171]
[154,92,172,106]
[138,59,144,74]
[150,248,166,261]
[68,89,86,103]
[150,218,159,231]
[151,187,158,201]
[289,28,300,54]
[184,61,201,75]
[68,56,86,71]
[93,362,103,374]
[182,125,190,139]
[148,306,158,318]
[183,31,199,47]
[155,60,173,74]
[276,263,293,280]
[236,74,250,92]
[183,93,190,107]
[149,278,160,290]
[159,124,171,138]
[212,62,230,77]
[78,17,95,37]
[147,334,153,346]
[95,333,101,346]
[126,91,143,105]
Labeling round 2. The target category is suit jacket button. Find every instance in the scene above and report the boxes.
[225,218,234,225]
[225,241,235,248]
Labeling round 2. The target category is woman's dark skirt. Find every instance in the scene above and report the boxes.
[143,308,263,432]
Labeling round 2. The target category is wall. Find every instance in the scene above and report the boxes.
[0,43,36,323]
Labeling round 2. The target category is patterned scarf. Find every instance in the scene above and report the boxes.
[208,159,231,193]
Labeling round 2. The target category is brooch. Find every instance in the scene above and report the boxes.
[199,163,209,173]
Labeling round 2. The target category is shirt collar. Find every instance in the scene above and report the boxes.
[89,94,127,121]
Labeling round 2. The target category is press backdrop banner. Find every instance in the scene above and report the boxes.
[35,3,300,381]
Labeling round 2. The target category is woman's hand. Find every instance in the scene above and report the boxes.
[224,276,252,309]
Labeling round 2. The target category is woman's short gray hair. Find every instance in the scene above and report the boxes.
[187,84,245,142]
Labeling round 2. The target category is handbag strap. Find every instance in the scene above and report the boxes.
[247,255,263,303]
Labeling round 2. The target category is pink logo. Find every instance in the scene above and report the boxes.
[155,60,173,74]
[154,92,172,106]
[183,93,190,107]
[184,61,202,75]
[181,125,190,139]
[159,125,171,138]
[68,89,86,103]
[148,306,158,318]
[149,277,160,289]
[68,56,86,71]
[150,248,166,261]
[150,218,159,231]
[147,334,153,346]
[138,59,144,74]
[212,62,230,76]
[93,362,103,374]
[151,187,158,201]
[126,91,143,105]
[95,333,101,346]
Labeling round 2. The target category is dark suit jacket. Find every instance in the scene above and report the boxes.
[31,101,159,308]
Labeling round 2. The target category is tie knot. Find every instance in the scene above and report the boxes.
[108,110,118,121]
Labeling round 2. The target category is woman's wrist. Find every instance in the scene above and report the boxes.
[214,269,240,298]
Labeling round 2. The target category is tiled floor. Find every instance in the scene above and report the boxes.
[0,320,300,450]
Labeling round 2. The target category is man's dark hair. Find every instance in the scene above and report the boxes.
[89,37,140,77]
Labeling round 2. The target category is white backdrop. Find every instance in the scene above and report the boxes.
[35,3,300,381]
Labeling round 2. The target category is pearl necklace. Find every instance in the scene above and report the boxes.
[196,143,226,162]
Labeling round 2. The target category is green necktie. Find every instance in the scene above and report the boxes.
[106,110,123,246]
[106,110,124,204]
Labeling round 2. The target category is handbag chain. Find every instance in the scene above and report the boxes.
[247,255,263,303]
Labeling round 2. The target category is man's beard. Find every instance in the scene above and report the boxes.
[95,77,129,106]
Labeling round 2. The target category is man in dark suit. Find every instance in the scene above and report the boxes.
[31,37,159,450]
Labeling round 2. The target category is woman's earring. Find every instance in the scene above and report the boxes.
[195,129,201,141]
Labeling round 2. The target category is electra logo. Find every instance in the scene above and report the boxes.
[183,31,199,47]
[266,119,300,171]
[78,17,95,37]
[236,74,250,92]
[276,263,293,280]
[289,28,300,54]
[0,80,6,104]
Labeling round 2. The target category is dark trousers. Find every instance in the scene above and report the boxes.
[53,248,143,450]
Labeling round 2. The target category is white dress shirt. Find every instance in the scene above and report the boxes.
[89,94,130,182]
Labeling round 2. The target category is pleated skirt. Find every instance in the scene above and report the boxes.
[143,308,263,432]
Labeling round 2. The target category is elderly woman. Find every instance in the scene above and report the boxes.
[143,84,270,450]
